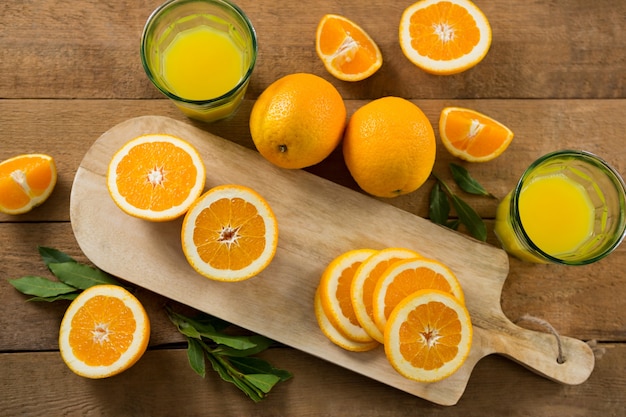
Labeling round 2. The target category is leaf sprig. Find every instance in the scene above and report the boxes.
[10,246,292,402]
[167,307,292,402]
[430,163,495,242]
[8,246,122,301]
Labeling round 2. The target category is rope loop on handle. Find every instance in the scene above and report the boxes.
[516,314,566,364]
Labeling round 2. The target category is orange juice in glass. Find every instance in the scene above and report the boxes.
[495,150,626,265]
[141,0,257,122]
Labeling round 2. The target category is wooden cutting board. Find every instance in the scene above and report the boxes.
[70,116,594,406]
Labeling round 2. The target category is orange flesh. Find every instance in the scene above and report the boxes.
[363,258,404,319]
[0,157,54,210]
[193,197,266,271]
[409,2,480,60]
[318,17,379,75]
[399,301,462,370]
[115,142,198,211]
[384,268,454,319]
[443,110,511,157]
[68,295,137,367]
[337,261,364,326]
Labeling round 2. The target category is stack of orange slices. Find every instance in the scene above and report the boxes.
[315,247,472,383]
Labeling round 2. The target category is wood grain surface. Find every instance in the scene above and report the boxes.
[70,115,594,405]
[1,0,625,415]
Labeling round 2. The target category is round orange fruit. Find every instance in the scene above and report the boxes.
[315,14,383,82]
[249,73,346,169]
[343,97,436,198]
[399,0,492,75]
[181,184,279,282]
[0,153,57,215]
[58,284,150,379]
[107,134,206,222]
[384,289,473,383]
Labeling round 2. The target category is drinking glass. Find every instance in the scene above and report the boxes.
[141,0,257,122]
[494,150,626,265]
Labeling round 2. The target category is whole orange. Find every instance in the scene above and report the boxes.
[249,73,346,169]
[343,97,436,198]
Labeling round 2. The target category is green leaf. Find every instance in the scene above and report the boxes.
[451,195,487,241]
[9,276,78,298]
[48,262,121,289]
[206,355,264,402]
[429,182,450,225]
[242,374,282,394]
[186,337,206,377]
[38,246,76,268]
[449,163,494,197]
[215,335,275,357]
[229,356,292,381]
[27,293,79,302]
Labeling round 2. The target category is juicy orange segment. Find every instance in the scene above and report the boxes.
[58,285,150,379]
[314,289,379,352]
[399,0,492,75]
[0,154,57,214]
[316,14,382,81]
[317,248,379,343]
[351,248,423,343]
[181,184,279,282]
[372,257,464,333]
[439,106,514,162]
[107,134,206,221]
[384,289,472,382]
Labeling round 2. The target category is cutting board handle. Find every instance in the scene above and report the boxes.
[481,318,595,385]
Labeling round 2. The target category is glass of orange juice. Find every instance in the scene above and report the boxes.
[141,0,257,122]
[495,150,626,265]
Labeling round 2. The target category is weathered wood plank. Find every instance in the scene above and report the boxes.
[1,99,625,223]
[0,344,623,416]
[1,223,624,353]
[1,0,625,100]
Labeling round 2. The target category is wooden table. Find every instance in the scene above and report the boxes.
[1,0,625,415]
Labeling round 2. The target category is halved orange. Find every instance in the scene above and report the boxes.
[317,248,379,343]
[0,154,57,215]
[315,14,383,81]
[439,106,514,162]
[399,0,492,75]
[181,184,279,282]
[384,289,472,383]
[372,257,464,333]
[314,288,379,352]
[107,134,206,221]
[351,248,423,343]
[58,285,150,379]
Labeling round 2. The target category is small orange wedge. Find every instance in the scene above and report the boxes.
[316,14,383,82]
[439,107,514,162]
[0,154,57,215]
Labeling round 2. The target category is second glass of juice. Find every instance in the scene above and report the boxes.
[495,150,626,265]
[141,0,257,122]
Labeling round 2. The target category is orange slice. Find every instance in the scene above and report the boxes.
[181,184,279,282]
[315,14,383,81]
[107,133,206,221]
[314,289,379,352]
[58,285,150,379]
[399,0,492,75]
[439,106,514,162]
[351,248,423,343]
[372,258,464,333]
[317,248,379,343]
[384,289,472,382]
[0,154,57,215]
